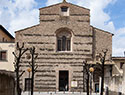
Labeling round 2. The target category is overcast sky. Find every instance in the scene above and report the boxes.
[0,0,125,56]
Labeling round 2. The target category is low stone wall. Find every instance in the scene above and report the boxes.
[0,70,15,95]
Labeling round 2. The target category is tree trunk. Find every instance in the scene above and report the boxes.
[31,48,35,95]
[87,74,90,95]
[100,52,106,95]
[16,59,21,95]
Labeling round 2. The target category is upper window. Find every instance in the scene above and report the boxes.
[60,6,69,16]
[61,6,68,12]
[57,31,71,51]
[0,51,7,61]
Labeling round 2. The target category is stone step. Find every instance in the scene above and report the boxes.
[22,92,99,95]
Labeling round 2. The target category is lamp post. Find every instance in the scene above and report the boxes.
[89,67,94,95]
[27,68,31,95]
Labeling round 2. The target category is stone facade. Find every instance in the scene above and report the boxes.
[15,1,113,92]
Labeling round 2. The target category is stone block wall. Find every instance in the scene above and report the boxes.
[93,27,113,60]
[15,1,113,92]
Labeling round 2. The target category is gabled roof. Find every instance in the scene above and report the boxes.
[91,25,114,36]
[39,1,89,11]
[0,25,14,39]
[15,24,39,33]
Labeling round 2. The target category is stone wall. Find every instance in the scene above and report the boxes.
[0,70,15,95]
[15,1,113,92]
[93,27,113,60]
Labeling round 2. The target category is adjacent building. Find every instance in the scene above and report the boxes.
[0,25,14,42]
[0,25,15,71]
[0,25,15,95]
[111,57,125,94]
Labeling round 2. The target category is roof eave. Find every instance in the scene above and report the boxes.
[0,25,15,39]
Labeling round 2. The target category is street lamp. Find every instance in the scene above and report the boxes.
[89,67,94,95]
[27,68,31,95]
[27,68,32,73]
[89,67,94,73]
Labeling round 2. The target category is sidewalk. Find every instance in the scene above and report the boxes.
[22,92,100,95]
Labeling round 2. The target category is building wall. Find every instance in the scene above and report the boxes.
[0,43,15,71]
[0,29,14,42]
[15,2,113,92]
[112,58,124,76]
[94,28,112,60]
[0,71,15,95]
[104,58,125,94]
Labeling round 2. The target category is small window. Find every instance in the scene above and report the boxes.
[25,78,31,91]
[61,7,68,12]
[0,51,7,61]
[60,6,69,16]
[120,62,124,69]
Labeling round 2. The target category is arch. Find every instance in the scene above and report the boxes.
[55,27,74,36]
[56,28,73,51]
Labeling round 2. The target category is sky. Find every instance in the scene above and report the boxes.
[0,0,125,56]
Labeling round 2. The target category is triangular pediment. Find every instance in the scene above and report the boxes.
[39,1,90,15]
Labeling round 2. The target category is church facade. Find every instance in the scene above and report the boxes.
[15,0,113,92]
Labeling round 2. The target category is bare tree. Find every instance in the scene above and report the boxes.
[83,60,93,95]
[95,49,108,95]
[13,42,28,95]
[28,47,38,95]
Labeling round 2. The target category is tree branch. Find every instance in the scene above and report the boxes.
[13,52,17,59]
[34,65,38,73]
[20,48,29,57]
[34,54,38,59]
[28,62,32,67]
[18,71,25,79]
